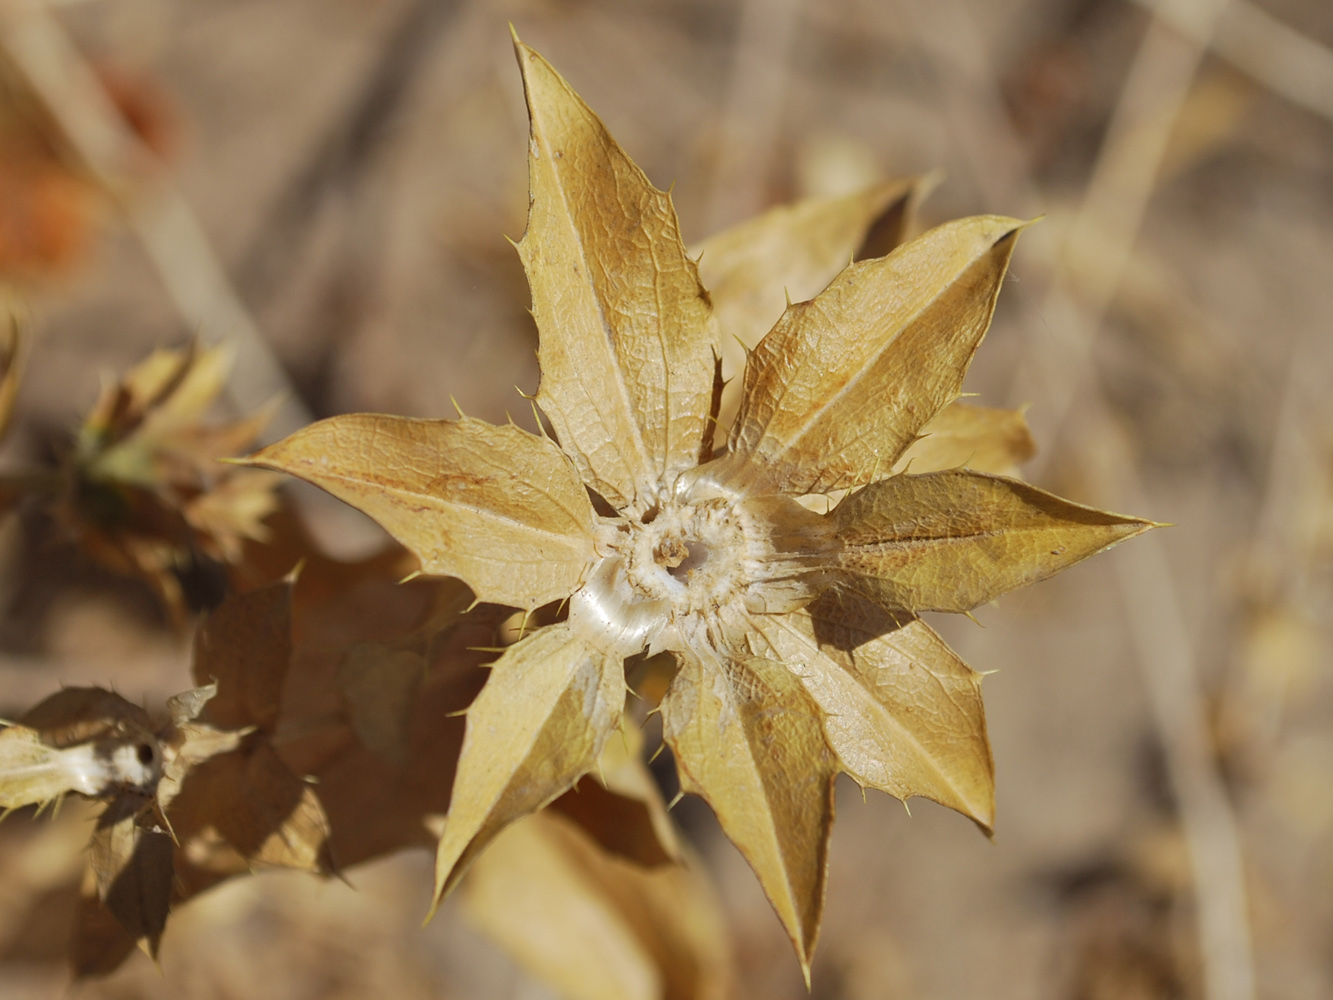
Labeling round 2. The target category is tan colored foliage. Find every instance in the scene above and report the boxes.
[247,37,1155,977]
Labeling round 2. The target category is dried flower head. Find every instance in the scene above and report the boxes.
[247,36,1155,977]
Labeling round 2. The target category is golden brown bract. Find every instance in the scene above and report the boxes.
[245,36,1156,981]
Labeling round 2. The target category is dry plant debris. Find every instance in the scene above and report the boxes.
[0,334,284,621]
[246,36,1158,978]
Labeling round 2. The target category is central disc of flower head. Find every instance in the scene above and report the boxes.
[625,499,746,611]
[570,492,832,657]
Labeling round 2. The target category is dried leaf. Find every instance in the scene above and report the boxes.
[87,798,172,957]
[465,811,734,1000]
[515,39,721,512]
[828,470,1157,612]
[58,341,282,619]
[661,651,835,981]
[432,621,625,907]
[191,580,292,733]
[695,177,929,444]
[713,216,1028,497]
[246,415,596,609]
[275,552,493,869]
[168,741,330,873]
[550,724,680,867]
[156,683,247,811]
[750,593,993,829]
[336,643,424,766]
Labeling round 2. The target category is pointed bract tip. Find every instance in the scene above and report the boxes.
[283,558,307,586]
[422,893,443,928]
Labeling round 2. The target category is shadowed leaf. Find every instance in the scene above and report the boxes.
[168,741,331,873]
[465,811,734,1000]
[895,402,1036,478]
[88,799,172,957]
[830,470,1157,612]
[191,580,292,733]
[550,724,680,867]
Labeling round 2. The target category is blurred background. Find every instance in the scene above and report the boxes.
[0,0,1331,997]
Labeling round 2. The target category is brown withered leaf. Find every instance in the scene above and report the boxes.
[550,724,680,868]
[168,741,331,873]
[190,579,291,733]
[465,811,734,1000]
[828,470,1156,613]
[662,651,836,980]
[156,682,247,812]
[278,557,482,868]
[59,342,282,620]
[336,643,423,766]
[750,593,993,830]
[87,797,172,958]
[695,176,930,445]
[166,579,331,874]
[248,416,596,609]
[431,621,625,907]
[248,35,1158,977]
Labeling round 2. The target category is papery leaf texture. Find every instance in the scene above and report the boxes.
[750,593,993,829]
[662,649,836,982]
[713,216,1028,497]
[515,38,721,513]
[247,414,596,609]
[828,470,1157,613]
[432,621,625,907]
[695,176,930,443]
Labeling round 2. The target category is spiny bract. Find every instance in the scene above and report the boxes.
[247,35,1155,979]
